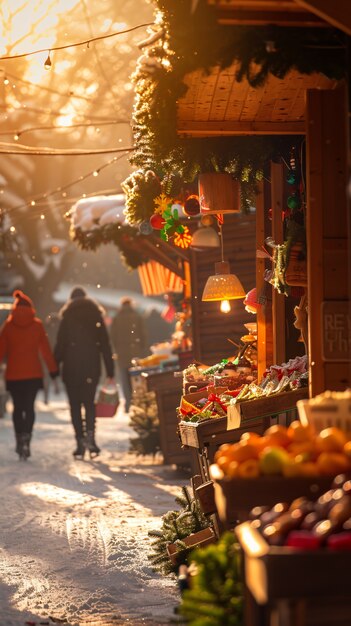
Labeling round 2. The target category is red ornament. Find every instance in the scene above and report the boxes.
[150,213,165,230]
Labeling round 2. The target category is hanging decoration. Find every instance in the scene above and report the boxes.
[159,206,185,241]
[154,192,172,214]
[173,226,192,249]
[267,145,307,295]
[182,194,200,217]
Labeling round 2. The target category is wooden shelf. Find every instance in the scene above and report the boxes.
[179,387,308,449]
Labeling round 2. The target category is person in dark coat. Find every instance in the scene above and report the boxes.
[0,290,59,459]
[54,286,115,459]
[110,297,146,412]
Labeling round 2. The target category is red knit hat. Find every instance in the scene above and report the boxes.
[13,290,34,308]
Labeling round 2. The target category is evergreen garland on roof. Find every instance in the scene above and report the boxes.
[71,222,147,270]
[124,0,345,219]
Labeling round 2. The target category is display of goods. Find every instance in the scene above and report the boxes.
[297,389,351,433]
[248,473,351,550]
[134,353,170,368]
[178,387,243,423]
[213,421,351,479]
[183,358,256,394]
[182,363,212,393]
[229,354,308,404]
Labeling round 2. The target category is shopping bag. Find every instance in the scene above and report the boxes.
[95,382,119,417]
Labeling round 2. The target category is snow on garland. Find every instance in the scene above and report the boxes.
[67,195,148,270]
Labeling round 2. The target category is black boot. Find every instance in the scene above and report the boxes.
[20,433,31,460]
[86,430,100,458]
[15,433,22,455]
[73,437,86,459]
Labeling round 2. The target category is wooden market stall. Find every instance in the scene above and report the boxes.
[173,1,351,623]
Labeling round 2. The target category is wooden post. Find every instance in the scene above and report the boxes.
[271,161,286,365]
[256,179,273,379]
[306,86,350,395]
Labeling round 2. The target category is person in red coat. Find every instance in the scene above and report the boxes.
[0,290,59,459]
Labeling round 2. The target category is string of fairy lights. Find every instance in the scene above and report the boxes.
[0,19,155,236]
[3,152,130,219]
[0,22,154,62]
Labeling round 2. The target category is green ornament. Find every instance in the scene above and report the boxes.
[286,172,296,185]
[287,195,301,210]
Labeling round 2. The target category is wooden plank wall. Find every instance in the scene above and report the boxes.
[190,213,256,365]
[306,86,350,394]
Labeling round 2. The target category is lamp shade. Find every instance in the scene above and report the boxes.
[202,261,246,301]
[190,225,220,249]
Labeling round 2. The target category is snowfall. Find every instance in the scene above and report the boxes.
[0,391,185,626]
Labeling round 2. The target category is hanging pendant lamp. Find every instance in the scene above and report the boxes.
[201,223,245,301]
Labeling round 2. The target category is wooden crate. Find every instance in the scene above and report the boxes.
[236,521,351,605]
[227,387,309,428]
[210,466,333,526]
[166,527,217,566]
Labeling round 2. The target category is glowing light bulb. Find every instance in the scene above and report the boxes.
[3,77,9,85]
[93,170,99,177]
[31,200,36,206]
[44,53,52,70]
[220,299,231,313]
[13,133,19,141]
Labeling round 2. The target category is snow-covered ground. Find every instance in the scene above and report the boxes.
[0,392,185,626]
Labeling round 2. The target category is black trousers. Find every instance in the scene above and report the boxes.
[65,382,97,439]
[7,379,42,435]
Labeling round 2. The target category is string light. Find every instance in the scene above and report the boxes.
[0,22,154,61]
[5,152,128,215]
[0,120,130,140]
[44,52,52,70]
[2,70,104,105]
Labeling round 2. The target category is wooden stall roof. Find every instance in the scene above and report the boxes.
[177,63,337,137]
[207,0,351,35]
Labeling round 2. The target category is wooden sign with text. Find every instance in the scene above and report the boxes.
[322,301,350,362]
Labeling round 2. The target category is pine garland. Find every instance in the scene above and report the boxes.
[148,485,211,576]
[70,222,148,270]
[179,532,243,626]
[123,0,346,221]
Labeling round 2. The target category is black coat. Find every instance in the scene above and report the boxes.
[54,297,114,387]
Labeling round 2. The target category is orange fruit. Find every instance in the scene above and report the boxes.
[316,452,351,475]
[226,460,239,478]
[216,456,232,473]
[240,432,268,453]
[229,441,260,463]
[287,440,317,460]
[298,462,320,477]
[237,458,260,478]
[214,443,234,463]
[316,427,348,453]
[282,459,303,477]
[287,420,314,442]
[264,424,291,448]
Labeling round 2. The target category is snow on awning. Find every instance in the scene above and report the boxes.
[69,194,127,231]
